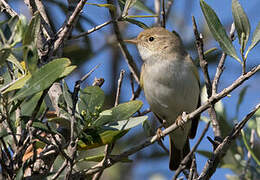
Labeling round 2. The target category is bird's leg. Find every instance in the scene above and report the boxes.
[176,112,187,130]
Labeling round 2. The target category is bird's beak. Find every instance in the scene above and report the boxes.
[124,38,138,44]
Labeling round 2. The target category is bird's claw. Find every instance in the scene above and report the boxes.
[176,112,187,130]
[156,128,164,141]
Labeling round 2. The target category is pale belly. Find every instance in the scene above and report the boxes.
[142,60,199,148]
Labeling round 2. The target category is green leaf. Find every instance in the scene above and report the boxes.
[2,73,31,94]
[200,0,240,62]
[22,12,40,46]
[20,91,44,117]
[10,58,72,101]
[77,86,105,122]
[15,165,24,180]
[106,116,148,130]
[48,117,71,129]
[256,110,260,137]
[93,100,143,127]
[12,15,27,46]
[232,0,250,50]
[247,21,260,52]
[79,154,132,162]
[119,0,154,15]
[236,85,249,114]
[62,80,73,109]
[122,0,137,17]
[32,122,60,135]
[123,17,149,29]
[241,130,260,166]
[85,3,116,12]
[78,129,128,150]
[59,65,76,78]
[23,46,38,73]
[6,53,25,74]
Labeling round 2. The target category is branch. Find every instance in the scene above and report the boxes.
[197,103,260,180]
[212,23,236,95]
[0,0,18,17]
[70,20,113,40]
[192,16,220,139]
[107,0,140,85]
[42,0,87,62]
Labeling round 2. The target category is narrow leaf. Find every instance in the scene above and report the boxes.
[200,0,240,62]
[232,0,251,49]
[10,58,71,101]
[123,18,149,29]
[248,21,260,51]
[22,12,40,46]
[93,100,143,126]
[105,116,148,130]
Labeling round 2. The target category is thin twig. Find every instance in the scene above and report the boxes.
[154,0,161,25]
[198,103,260,180]
[173,122,210,179]
[42,0,87,62]
[51,159,68,180]
[161,0,166,28]
[212,23,235,95]
[70,20,113,40]
[115,70,125,106]
[107,0,140,85]
[0,0,18,17]
[165,0,174,20]
[192,16,221,139]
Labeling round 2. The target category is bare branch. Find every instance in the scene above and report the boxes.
[107,0,140,85]
[198,103,260,180]
[192,16,220,138]
[70,20,113,40]
[115,70,125,107]
[0,0,18,17]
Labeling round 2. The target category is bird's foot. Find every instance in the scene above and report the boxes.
[156,127,164,141]
[176,112,187,130]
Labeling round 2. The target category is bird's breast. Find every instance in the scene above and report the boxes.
[142,59,199,124]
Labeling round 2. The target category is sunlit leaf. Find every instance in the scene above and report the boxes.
[2,73,31,94]
[93,100,143,126]
[78,129,128,150]
[123,17,149,29]
[232,0,250,50]
[79,154,132,162]
[85,3,116,12]
[22,12,40,46]
[77,86,105,122]
[48,117,70,129]
[10,58,72,101]
[241,130,260,166]
[105,116,148,131]
[200,0,240,62]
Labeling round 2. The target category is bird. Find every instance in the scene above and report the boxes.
[125,27,200,170]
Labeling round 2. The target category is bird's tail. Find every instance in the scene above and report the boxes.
[169,137,191,171]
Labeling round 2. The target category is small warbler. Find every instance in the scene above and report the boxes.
[125,27,200,170]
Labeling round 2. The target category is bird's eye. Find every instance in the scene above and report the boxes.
[148,37,154,42]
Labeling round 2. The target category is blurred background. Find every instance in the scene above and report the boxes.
[2,0,260,179]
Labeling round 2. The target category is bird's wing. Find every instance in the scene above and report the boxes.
[186,55,200,139]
